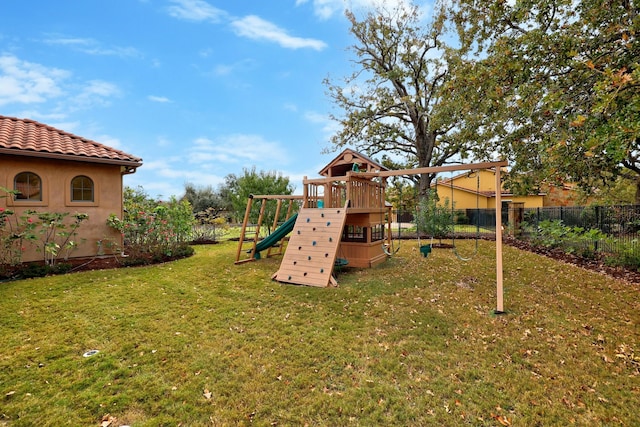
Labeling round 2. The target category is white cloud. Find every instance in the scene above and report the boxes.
[166,2,327,51]
[0,54,122,116]
[130,158,227,198]
[71,80,120,110]
[167,0,226,22]
[211,58,257,77]
[213,64,233,76]
[148,95,171,103]
[43,34,141,58]
[231,15,327,51]
[300,0,423,20]
[283,103,298,112]
[304,110,341,138]
[0,54,68,106]
[157,136,172,147]
[189,134,289,165]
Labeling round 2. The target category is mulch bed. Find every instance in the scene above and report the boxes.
[503,236,640,285]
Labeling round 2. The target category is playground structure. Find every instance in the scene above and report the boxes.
[235,149,508,313]
[235,150,392,284]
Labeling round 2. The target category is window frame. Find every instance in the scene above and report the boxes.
[65,174,99,207]
[70,175,95,202]
[10,171,47,207]
[342,225,367,242]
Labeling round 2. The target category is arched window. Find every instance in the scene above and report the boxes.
[14,172,42,201]
[71,175,94,202]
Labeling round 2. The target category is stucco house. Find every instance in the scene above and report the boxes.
[434,169,545,211]
[0,115,142,263]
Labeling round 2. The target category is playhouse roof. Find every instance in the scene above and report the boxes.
[319,148,388,177]
[0,115,142,170]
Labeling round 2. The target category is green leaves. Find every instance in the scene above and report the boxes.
[107,187,195,263]
[449,0,639,197]
[326,3,485,196]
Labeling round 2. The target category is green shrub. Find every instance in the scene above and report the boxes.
[1,187,89,269]
[107,186,196,264]
[415,195,453,239]
[604,239,640,271]
[524,219,609,259]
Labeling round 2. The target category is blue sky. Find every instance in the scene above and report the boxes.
[1,0,428,199]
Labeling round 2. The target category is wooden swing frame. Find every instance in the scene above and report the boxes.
[374,161,508,314]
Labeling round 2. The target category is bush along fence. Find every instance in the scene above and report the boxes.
[516,205,640,270]
[393,204,640,271]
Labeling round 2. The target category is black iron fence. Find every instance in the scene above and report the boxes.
[520,205,640,237]
[396,205,640,268]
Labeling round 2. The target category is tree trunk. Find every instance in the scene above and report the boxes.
[416,130,437,202]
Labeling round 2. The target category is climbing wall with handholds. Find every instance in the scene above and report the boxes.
[273,205,348,287]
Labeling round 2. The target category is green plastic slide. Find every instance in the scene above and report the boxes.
[253,213,298,259]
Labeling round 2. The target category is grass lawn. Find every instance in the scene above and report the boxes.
[1,240,638,426]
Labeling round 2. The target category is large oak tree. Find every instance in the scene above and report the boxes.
[324,4,486,198]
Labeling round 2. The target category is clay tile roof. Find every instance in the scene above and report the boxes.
[0,115,142,169]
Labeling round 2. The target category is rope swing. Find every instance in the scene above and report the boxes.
[451,170,481,261]
[382,188,401,256]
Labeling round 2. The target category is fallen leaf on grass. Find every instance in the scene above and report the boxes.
[491,413,512,426]
[203,389,212,400]
[100,414,117,427]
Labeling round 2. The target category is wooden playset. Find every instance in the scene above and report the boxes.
[234,149,508,312]
[235,149,391,286]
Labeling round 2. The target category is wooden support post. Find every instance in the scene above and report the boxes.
[254,198,268,250]
[266,199,283,258]
[495,167,505,314]
[235,195,254,263]
[302,176,308,208]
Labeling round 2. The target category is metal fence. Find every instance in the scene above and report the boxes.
[520,205,640,237]
[398,205,640,261]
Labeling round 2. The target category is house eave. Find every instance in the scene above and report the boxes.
[0,148,142,171]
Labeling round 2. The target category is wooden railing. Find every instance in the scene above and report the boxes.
[302,173,386,210]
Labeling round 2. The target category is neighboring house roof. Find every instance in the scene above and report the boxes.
[319,148,389,177]
[0,115,142,171]
[434,171,545,198]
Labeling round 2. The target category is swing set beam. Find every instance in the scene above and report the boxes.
[373,160,508,314]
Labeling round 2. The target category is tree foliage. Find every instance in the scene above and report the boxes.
[182,183,229,219]
[447,0,639,198]
[221,167,296,227]
[324,3,485,198]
